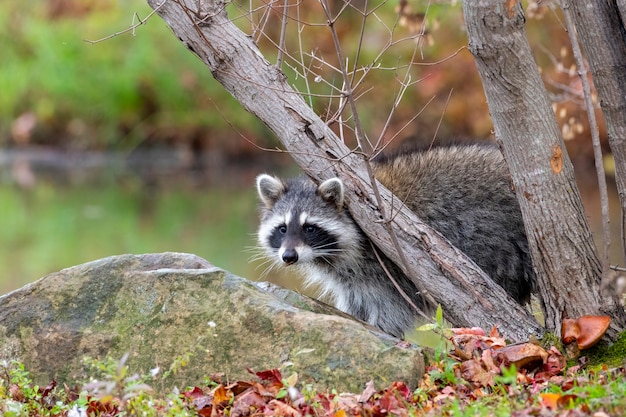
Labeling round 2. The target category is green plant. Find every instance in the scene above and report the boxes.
[0,360,73,417]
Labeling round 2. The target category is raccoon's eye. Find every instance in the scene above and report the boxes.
[278,225,287,234]
[303,224,317,234]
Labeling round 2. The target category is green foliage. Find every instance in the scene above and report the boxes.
[1,0,265,148]
[0,360,72,416]
[82,353,154,401]
[2,353,626,416]
[414,305,453,360]
[583,329,626,369]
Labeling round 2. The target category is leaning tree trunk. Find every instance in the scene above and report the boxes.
[461,0,626,338]
[566,1,626,266]
[145,0,543,341]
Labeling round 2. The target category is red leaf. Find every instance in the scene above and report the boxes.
[543,346,566,376]
[182,386,205,400]
[38,379,57,400]
[390,381,411,400]
[250,368,283,385]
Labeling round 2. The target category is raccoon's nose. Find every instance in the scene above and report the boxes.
[282,249,299,265]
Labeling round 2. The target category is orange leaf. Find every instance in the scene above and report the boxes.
[540,392,561,409]
[451,327,486,336]
[561,315,611,350]
[212,384,230,406]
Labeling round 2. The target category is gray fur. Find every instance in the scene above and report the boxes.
[255,145,535,337]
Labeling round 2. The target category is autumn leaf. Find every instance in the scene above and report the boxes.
[250,368,283,386]
[540,392,561,409]
[494,343,548,370]
[562,315,611,350]
[212,384,231,407]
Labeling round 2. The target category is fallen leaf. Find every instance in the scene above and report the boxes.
[558,393,579,408]
[481,349,500,373]
[495,343,548,370]
[267,399,300,417]
[358,380,377,403]
[451,327,486,336]
[182,386,211,410]
[230,388,267,417]
[543,346,566,376]
[540,392,561,409]
[212,384,231,407]
[251,368,283,385]
[460,359,495,387]
[562,316,611,350]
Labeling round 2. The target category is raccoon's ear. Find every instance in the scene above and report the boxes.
[256,174,286,208]
[318,178,345,209]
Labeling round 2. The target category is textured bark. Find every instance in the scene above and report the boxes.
[566,1,626,265]
[461,0,626,337]
[145,0,543,341]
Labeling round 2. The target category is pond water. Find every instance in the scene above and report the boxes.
[0,148,296,295]
[0,148,622,297]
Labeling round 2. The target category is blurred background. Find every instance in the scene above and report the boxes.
[0,0,620,295]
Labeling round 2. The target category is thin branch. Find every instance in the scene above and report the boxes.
[276,0,289,68]
[371,242,430,321]
[319,0,371,152]
[296,6,314,107]
[373,18,425,152]
[84,4,165,44]
[428,88,454,149]
[373,93,437,159]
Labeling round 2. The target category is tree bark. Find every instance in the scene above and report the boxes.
[461,0,626,338]
[566,1,626,267]
[145,0,543,341]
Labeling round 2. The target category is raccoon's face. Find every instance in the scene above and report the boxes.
[255,174,362,270]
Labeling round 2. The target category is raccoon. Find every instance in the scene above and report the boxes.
[255,144,535,337]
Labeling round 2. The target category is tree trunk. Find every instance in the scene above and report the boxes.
[461,0,626,338]
[566,1,626,267]
[145,0,543,341]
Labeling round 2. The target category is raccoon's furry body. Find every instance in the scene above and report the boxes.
[256,144,535,337]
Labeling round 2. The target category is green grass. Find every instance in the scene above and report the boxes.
[2,353,626,416]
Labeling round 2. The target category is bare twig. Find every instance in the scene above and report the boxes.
[276,0,289,68]
[319,0,371,152]
[374,93,437,159]
[429,88,454,149]
[84,3,166,44]
[371,242,430,321]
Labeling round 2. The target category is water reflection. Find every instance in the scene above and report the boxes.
[0,148,621,297]
[0,148,291,295]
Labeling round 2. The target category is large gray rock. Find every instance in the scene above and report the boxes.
[0,253,424,393]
